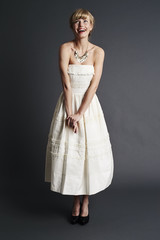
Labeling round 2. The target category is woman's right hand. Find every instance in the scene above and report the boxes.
[66,116,79,133]
[72,121,79,133]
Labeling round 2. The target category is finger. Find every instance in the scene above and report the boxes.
[71,122,75,128]
[73,119,77,124]
[68,118,71,127]
[74,123,78,133]
[73,123,77,133]
[73,122,76,130]
[75,125,78,133]
[76,124,79,133]
[74,125,77,133]
[66,116,70,120]
[67,118,69,126]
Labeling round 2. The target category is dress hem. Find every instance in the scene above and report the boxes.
[44,179,113,196]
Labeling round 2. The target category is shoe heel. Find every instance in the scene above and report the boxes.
[70,201,81,224]
[78,203,89,225]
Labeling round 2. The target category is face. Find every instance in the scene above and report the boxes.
[72,16,93,39]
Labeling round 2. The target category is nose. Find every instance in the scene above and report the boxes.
[79,19,84,27]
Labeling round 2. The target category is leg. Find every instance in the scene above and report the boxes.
[72,195,81,216]
[81,195,89,217]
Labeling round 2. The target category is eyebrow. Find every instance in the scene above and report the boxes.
[73,19,88,22]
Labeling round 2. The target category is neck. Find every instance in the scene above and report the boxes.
[74,37,89,54]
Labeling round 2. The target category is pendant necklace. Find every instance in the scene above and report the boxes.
[74,43,89,63]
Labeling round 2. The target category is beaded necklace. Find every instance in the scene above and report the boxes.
[74,50,88,63]
[73,42,89,63]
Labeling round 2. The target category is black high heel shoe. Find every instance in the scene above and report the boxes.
[78,203,89,225]
[70,202,81,224]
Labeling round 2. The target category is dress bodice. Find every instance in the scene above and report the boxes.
[67,64,95,94]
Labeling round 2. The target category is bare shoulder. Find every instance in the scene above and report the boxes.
[93,45,105,57]
[59,41,73,52]
[59,41,73,64]
[91,45,105,65]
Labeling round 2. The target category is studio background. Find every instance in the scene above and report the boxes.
[1,0,160,239]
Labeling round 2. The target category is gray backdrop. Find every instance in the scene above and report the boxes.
[1,0,160,239]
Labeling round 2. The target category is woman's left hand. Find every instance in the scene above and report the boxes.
[66,112,83,126]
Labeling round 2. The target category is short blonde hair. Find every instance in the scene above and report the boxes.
[69,8,95,37]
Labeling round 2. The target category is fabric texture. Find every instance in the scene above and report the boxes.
[44,64,114,195]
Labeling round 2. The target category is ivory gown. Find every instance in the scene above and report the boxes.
[44,64,114,195]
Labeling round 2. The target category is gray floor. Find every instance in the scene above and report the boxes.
[0,185,159,240]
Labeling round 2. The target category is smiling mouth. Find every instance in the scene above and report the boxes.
[78,29,86,33]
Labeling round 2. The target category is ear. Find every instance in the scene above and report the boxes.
[90,25,93,32]
[89,22,93,31]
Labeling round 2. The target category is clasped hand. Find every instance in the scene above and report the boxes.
[66,112,82,134]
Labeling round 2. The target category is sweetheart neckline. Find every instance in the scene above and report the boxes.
[68,64,94,66]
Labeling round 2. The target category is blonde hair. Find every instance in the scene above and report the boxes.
[69,8,95,37]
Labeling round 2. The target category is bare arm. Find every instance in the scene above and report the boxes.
[59,43,72,117]
[77,47,105,116]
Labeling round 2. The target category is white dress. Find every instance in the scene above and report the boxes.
[44,64,114,195]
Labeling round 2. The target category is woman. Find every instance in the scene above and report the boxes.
[45,8,114,225]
